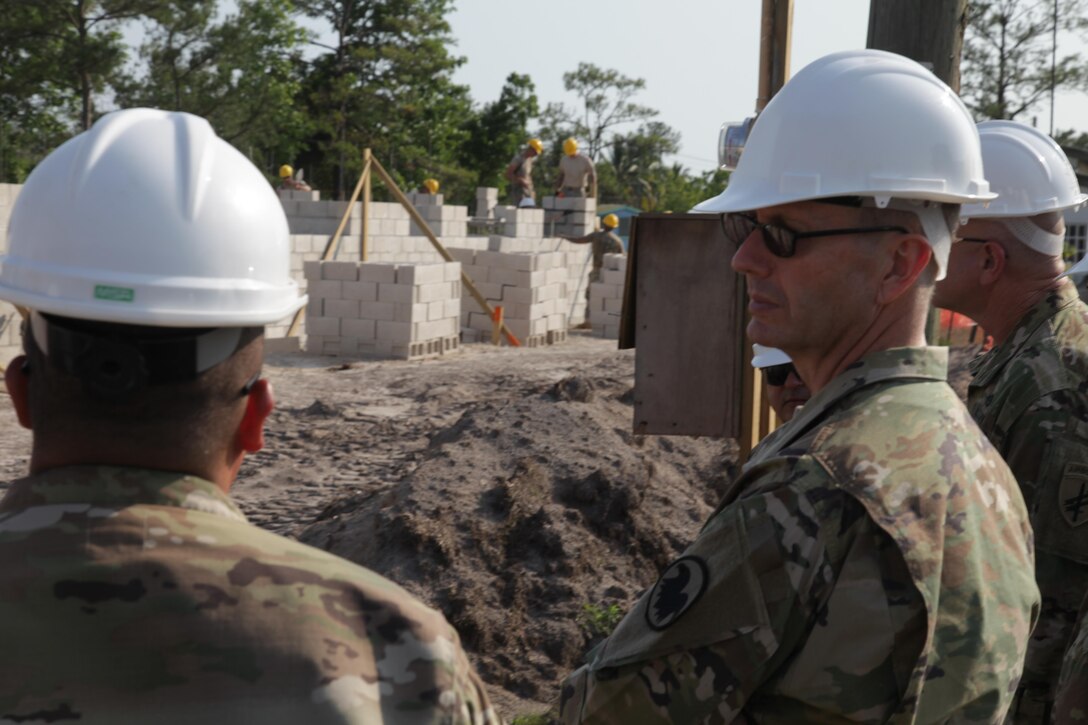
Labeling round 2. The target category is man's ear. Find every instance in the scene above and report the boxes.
[5,355,31,430]
[237,378,274,453]
[979,241,1007,285]
[878,236,932,305]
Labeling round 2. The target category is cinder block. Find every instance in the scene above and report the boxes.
[602,268,626,285]
[324,298,360,319]
[342,281,378,301]
[307,317,340,336]
[417,282,452,303]
[359,301,396,321]
[604,297,624,313]
[395,303,430,323]
[397,263,447,286]
[321,261,358,281]
[378,283,416,305]
[444,262,463,282]
[377,320,412,343]
[341,318,376,340]
[358,264,398,284]
[308,280,342,299]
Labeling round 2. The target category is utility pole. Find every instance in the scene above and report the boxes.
[756,0,794,111]
[867,0,968,90]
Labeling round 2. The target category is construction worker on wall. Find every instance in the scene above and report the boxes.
[504,138,542,206]
[0,109,498,724]
[750,345,809,422]
[563,213,624,324]
[555,137,597,199]
[559,50,1039,723]
[278,163,311,191]
[931,120,1088,723]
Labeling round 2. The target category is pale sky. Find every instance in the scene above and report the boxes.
[445,0,1088,174]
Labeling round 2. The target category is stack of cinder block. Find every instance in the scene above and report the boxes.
[542,196,597,237]
[589,253,627,339]
[277,189,321,202]
[474,187,498,219]
[450,248,570,347]
[407,193,468,238]
[493,205,545,238]
[304,260,461,360]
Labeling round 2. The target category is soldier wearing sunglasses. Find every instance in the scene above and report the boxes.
[560,50,1039,724]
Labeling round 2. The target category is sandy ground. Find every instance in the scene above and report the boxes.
[0,335,980,721]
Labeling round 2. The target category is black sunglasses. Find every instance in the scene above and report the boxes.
[721,213,910,258]
[762,362,795,387]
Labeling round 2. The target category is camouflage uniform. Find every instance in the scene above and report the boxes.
[559,347,1039,724]
[579,230,623,308]
[0,465,499,725]
[1054,592,1088,722]
[965,280,1088,721]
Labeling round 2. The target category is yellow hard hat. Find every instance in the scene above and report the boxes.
[528,138,543,155]
[563,137,578,156]
[602,213,619,230]
[279,164,293,179]
[423,178,440,194]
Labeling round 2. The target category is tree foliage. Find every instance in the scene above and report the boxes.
[461,73,539,192]
[545,63,658,162]
[962,0,1088,121]
[297,0,473,199]
[116,0,310,170]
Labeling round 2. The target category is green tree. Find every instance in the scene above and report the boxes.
[298,0,474,200]
[116,0,311,172]
[547,63,658,162]
[461,73,538,192]
[962,0,1088,121]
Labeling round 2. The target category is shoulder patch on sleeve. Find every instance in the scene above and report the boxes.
[645,556,709,631]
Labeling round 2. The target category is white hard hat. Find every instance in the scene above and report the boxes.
[751,344,791,369]
[693,49,994,280]
[962,121,1087,219]
[959,120,1087,256]
[0,108,306,327]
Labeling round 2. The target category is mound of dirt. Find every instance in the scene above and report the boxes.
[295,355,735,715]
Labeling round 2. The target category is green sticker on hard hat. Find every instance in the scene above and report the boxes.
[94,285,135,302]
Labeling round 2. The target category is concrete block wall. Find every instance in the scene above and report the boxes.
[542,196,597,237]
[450,247,585,347]
[494,206,545,238]
[303,259,461,360]
[589,253,627,339]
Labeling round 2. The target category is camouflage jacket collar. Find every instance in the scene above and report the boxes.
[968,280,1081,388]
[748,346,948,468]
[0,465,249,523]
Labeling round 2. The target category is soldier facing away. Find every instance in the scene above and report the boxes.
[559,50,1040,724]
[0,109,498,725]
[504,138,542,207]
[932,120,1088,723]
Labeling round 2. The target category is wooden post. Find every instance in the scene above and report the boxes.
[361,148,371,261]
[490,306,504,345]
[740,0,793,460]
[367,155,521,346]
[756,0,794,111]
[320,157,370,262]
